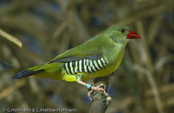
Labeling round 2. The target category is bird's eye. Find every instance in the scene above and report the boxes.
[121,29,125,33]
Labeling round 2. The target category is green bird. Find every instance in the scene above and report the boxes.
[13,25,141,97]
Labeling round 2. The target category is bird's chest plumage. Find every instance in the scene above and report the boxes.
[82,49,124,80]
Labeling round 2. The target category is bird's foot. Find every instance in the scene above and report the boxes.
[88,83,109,100]
[77,80,109,100]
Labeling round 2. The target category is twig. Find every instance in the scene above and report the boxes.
[133,65,164,113]
[0,79,26,100]
[115,4,166,26]
[89,76,111,113]
[0,29,22,47]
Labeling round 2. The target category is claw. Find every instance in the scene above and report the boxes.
[77,80,109,100]
[88,83,109,99]
[88,90,93,100]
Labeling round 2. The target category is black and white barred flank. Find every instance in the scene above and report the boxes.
[64,58,107,74]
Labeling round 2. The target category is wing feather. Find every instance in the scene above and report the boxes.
[49,54,103,63]
[48,36,105,63]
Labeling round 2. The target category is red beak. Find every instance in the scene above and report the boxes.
[126,31,141,39]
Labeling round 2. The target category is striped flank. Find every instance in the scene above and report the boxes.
[64,58,107,74]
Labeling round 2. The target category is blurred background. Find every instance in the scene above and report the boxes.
[0,0,174,113]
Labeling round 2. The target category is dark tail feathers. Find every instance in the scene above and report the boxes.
[12,69,44,79]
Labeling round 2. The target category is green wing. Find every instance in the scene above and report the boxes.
[48,36,105,64]
[49,54,103,63]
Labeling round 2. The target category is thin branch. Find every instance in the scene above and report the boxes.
[0,29,22,47]
[133,65,164,113]
[89,76,111,113]
[0,79,26,100]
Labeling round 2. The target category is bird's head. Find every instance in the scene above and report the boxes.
[104,25,141,45]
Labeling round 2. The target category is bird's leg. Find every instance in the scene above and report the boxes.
[77,80,109,99]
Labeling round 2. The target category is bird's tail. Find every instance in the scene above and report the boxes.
[12,65,44,79]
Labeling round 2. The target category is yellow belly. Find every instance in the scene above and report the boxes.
[81,62,119,80]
